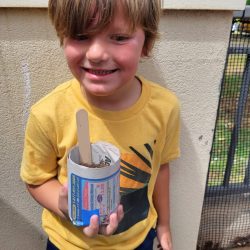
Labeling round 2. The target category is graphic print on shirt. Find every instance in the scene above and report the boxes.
[115,140,156,234]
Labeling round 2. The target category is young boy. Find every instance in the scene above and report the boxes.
[20,0,180,249]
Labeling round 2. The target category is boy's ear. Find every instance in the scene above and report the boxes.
[141,45,148,57]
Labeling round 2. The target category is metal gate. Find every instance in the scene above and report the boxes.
[197,10,250,250]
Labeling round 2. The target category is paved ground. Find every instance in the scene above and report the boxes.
[195,193,250,250]
[229,248,250,250]
[153,239,250,249]
[152,192,250,250]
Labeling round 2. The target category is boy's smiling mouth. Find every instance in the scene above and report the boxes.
[83,67,118,76]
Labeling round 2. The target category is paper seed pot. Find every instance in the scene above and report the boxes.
[67,141,120,226]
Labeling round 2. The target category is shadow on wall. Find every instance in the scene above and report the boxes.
[0,198,46,250]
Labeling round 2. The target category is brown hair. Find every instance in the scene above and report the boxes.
[48,0,161,56]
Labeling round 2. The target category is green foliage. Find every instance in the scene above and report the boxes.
[247,0,250,6]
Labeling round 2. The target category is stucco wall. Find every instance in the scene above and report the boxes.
[0,7,232,250]
[139,10,232,249]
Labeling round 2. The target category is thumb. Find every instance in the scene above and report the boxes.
[62,182,68,193]
[58,182,69,219]
[59,183,68,197]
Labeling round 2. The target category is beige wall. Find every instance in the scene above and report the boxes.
[139,10,232,249]
[0,7,232,250]
[0,0,246,9]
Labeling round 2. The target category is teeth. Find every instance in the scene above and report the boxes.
[88,69,115,75]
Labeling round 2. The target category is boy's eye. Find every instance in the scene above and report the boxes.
[74,34,89,41]
[111,35,130,42]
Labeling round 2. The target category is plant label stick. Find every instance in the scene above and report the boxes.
[76,109,92,164]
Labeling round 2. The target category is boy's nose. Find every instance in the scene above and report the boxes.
[86,40,109,63]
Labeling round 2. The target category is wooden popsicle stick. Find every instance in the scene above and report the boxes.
[76,109,92,164]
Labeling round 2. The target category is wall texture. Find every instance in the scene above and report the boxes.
[139,10,232,249]
[0,8,232,250]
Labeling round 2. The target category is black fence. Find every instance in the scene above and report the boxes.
[197,12,250,250]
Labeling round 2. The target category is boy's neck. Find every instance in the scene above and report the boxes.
[80,77,142,111]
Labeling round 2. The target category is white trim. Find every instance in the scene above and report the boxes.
[162,0,246,10]
[0,0,47,7]
[0,0,246,10]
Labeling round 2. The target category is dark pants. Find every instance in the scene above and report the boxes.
[47,228,156,250]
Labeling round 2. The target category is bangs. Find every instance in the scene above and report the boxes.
[68,0,114,36]
[49,0,116,39]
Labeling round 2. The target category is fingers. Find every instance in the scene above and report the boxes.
[157,238,172,250]
[117,204,124,222]
[157,243,163,250]
[99,205,124,236]
[83,215,99,237]
[59,183,68,196]
[99,212,118,235]
[157,243,172,250]
[83,205,124,237]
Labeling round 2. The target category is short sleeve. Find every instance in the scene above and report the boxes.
[20,112,57,185]
[161,99,180,164]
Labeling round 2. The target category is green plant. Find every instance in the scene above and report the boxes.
[247,0,250,6]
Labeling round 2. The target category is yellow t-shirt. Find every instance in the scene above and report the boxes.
[20,76,180,250]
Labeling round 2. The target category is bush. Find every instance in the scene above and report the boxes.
[247,0,250,6]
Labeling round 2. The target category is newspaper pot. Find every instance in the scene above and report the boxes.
[67,141,120,226]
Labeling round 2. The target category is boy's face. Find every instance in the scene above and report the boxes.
[63,5,145,106]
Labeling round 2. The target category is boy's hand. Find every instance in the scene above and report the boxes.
[58,184,124,237]
[156,224,172,250]
[83,204,124,237]
[58,183,69,220]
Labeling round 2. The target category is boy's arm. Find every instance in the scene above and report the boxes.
[153,163,172,250]
[26,179,124,237]
[26,178,67,219]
